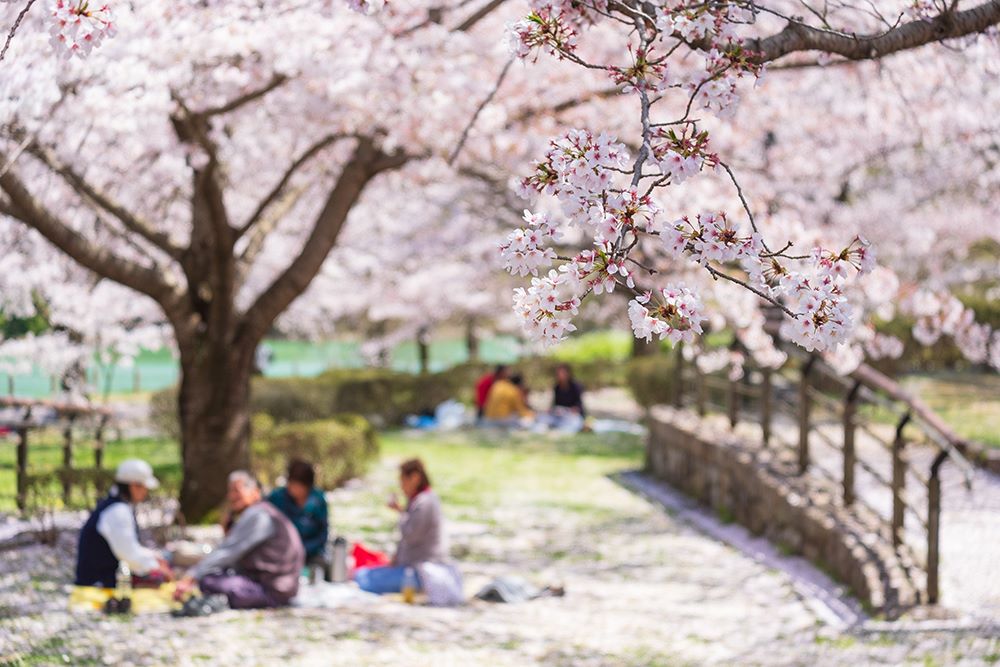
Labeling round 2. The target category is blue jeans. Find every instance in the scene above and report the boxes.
[355,566,421,595]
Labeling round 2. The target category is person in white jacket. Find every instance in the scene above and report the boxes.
[75,459,172,587]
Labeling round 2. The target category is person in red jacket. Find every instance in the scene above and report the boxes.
[475,365,507,421]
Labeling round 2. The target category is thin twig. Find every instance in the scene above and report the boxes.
[1,0,37,62]
[448,57,514,165]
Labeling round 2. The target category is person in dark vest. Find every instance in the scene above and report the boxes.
[173,471,305,609]
[75,459,172,587]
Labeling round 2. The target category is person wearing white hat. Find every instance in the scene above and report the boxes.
[75,459,173,587]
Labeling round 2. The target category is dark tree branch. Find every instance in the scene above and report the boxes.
[454,0,507,31]
[22,140,182,259]
[505,87,622,129]
[237,133,351,238]
[0,158,183,309]
[750,0,1000,62]
[238,138,412,344]
[197,74,289,117]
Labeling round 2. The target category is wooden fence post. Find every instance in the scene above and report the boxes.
[15,407,31,514]
[798,356,816,474]
[760,368,772,447]
[62,414,77,505]
[133,365,142,393]
[95,414,108,470]
[927,450,947,604]
[891,412,911,548]
[695,363,707,417]
[727,374,739,428]
[842,381,862,506]
[672,343,683,408]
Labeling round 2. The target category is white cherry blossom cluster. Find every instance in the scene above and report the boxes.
[905,289,995,364]
[652,128,717,185]
[812,235,877,280]
[663,212,761,265]
[507,9,579,59]
[512,270,582,346]
[49,0,115,58]
[628,285,705,344]
[499,210,560,277]
[608,47,672,94]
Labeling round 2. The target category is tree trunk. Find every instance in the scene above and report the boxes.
[632,336,657,358]
[417,327,430,375]
[176,338,256,521]
[465,319,479,362]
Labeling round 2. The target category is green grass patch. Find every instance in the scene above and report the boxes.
[369,430,643,520]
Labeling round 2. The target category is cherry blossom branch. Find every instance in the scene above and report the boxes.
[448,57,514,166]
[704,264,796,317]
[0,0,36,62]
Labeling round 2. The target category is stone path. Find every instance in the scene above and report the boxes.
[3,444,999,666]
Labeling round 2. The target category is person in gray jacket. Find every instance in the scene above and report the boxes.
[355,458,447,594]
[174,471,304,610]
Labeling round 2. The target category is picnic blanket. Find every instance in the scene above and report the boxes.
[69,583,181,614]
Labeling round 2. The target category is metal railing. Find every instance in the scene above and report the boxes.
[670,343,974,605]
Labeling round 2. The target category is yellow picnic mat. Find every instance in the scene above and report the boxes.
[69,583,183,614]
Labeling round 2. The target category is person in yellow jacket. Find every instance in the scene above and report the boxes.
[483,374,534,426]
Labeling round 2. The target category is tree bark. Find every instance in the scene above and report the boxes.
[176,334,256,520]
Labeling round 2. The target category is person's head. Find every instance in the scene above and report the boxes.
[556,363,573,386]
[493,364,508,380]
[509,373,524,387]
[286,459,315,505]
[227,470,262,512]
[399,458,431,500]
[113,459,159,504]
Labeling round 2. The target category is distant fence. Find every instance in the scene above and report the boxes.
[0,396,115,514]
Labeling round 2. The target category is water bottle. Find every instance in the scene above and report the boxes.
[401,567,417,604]
[332,537,347,583]
[114,561,132,613]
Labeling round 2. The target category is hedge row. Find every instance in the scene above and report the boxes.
[251,413,379,489]
[149,358,628,435]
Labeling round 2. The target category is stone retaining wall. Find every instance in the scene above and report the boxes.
[646,406,923,619]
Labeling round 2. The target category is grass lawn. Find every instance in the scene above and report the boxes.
[900,372,1000,449]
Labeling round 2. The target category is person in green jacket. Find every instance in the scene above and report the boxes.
[267,460,329,561]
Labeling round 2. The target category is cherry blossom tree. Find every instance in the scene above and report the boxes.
[0,0,524,518]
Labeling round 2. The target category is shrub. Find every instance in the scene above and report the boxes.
[626,355,678,408]
[148,385,180,439]
[251,414,378,489]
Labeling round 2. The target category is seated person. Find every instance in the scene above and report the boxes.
[76,459,173,587]
[474,365,507,420]
[551,363,586,431]
[355,459,447,594]
[482,373,533,425]
[174,471,305,609]
[267,459,329,563]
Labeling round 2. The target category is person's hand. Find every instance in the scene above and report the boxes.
[173,576,196,601]
[387,494,402,512]
[156,558,175,581]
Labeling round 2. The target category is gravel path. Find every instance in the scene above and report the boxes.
[2,443,999,666]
